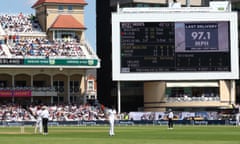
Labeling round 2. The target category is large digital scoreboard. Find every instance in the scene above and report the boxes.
[121,21,229,72]
[112,11,238,80]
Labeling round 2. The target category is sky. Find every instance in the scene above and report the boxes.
[0,0,96,51]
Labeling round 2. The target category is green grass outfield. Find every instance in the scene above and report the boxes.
[0,125,239,144]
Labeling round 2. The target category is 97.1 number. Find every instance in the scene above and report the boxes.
[191,31,210,40]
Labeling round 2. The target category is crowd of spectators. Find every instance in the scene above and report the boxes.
[0,45,6,56]
[0,102,237,122]
[0,104,33,121]
[0,103,107,122]
[0,13,41,33]
[0,13,94,58]
[9,38,86,58]
[167,92,220,102]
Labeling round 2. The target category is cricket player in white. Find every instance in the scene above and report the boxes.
[236,113,240,126]
[235,104,240,126]
[108,107,116,136]
[35,107,43,134]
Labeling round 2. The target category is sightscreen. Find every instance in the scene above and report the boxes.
[112,12,238,80]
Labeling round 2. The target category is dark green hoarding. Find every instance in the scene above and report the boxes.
[0,59,98,66]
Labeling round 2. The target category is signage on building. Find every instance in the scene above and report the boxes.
[0,58,98,66]
[0,90,31,97]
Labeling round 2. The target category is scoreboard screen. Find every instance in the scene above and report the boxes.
[120,22,229,73]
[112,12,238,80]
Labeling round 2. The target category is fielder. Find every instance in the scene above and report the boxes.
[107,107,117,136]
[233,104,240,126]
[34,106,43,134]
[236,113,240,126]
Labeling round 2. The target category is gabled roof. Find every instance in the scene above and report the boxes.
[32,0,87,8]
[50,15,86,29]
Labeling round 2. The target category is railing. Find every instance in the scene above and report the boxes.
[167,96,220,102]
[0,87,55,91]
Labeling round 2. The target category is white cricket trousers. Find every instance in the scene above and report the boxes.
[109,119,115,136]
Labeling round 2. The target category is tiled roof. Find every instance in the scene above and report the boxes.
[32,0,87,8]
[50,15,86,29]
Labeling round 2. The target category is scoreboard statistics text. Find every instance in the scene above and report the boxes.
[120,22,230,73]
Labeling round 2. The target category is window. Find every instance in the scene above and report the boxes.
[68,5,73,11]
[170,87,184,97]
[53,80,64,93]
[70,96,77,102]
[0,81,7,88]
[15,81,26,87]
[53,96,64,103]
[136,4,150,7]
[54,30,76,42]
[87,80,94,91]
[58,5,64,11]
[90,95,96,99]
[70,80,80,93]
[33,81,46,87]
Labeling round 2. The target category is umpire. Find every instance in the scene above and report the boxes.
[167,109,174,129]
[41,106,49,135]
